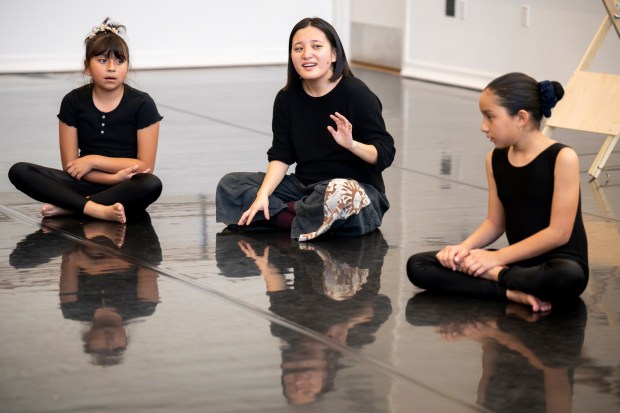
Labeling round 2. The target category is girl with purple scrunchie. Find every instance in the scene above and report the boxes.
[407,72,588,313]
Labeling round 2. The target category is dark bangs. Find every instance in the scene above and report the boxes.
[85,33,129,62]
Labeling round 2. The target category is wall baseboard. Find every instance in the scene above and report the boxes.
[0,51,288,74]
[401,59,497,90]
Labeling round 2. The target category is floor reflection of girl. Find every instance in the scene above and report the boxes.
[10,214,161,366]
[59,244,160,365]
[406,293,587,413]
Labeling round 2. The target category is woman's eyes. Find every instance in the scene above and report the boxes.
[293,44,323,52]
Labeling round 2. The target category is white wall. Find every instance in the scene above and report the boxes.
[403,0,620,89]
[0,0,335,73]
[3,1,618,88]
[351,0,405,29]
[349,0,406,69]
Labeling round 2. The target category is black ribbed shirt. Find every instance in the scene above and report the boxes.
[58,84,162,159]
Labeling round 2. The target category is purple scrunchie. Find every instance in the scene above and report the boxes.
[539,80,557,118]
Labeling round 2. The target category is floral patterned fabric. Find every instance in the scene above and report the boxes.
[298,179,370,241]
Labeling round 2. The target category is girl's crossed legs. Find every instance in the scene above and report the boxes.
[407,251,588,311]
[8,162,162,223]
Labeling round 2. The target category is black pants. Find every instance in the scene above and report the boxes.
[406,251,588,303]
[8,162,162,215]
[216,172,388,240]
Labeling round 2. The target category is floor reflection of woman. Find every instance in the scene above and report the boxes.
[216,230,392,405]
[406,293,587,413]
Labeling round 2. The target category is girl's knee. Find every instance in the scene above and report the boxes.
[544,259,588,298]
[8,162,32,186]
[406,252,434,287]
[135,173,163,196]
[407,251,443,290]
[406,255,420,285]
[147,174,163,197]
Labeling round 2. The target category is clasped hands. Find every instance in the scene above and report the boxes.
[436,245,502,278]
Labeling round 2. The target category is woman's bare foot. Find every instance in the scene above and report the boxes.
[40,204,73,217]
[83,201,126,224]
[506,289,552,312]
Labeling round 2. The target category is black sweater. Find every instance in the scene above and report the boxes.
[268,76,395,193]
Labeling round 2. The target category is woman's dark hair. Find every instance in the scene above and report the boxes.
[485,72,564,129]
[284,17,353,91]
[83,18,129,72]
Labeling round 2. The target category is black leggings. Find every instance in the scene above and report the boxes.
[8,162,162,214]
[406,251,588,303]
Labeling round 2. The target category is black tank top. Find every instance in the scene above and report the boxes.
[492,143,588,272]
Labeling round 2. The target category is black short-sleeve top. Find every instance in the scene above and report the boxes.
[57,83,163,158]
[60,269,158,322]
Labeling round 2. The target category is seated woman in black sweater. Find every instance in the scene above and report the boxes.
[216,17,395,241]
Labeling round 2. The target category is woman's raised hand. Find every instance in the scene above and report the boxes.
[327,112,354,149]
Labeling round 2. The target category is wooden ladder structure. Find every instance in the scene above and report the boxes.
[542,0,620,179]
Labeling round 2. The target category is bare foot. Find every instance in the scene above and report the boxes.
[83,221,126,247]
[506,289,552,312]
[40,204,73,217]
[505,303,548,322]
[83,201,126,224]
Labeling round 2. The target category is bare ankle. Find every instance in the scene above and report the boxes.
[83,201,126,224]
[480,266,504,282]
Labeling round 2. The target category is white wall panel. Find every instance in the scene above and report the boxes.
[0,0,334,73]
[402,0,620,89]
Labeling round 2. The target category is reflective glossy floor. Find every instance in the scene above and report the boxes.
[1,67,619,412]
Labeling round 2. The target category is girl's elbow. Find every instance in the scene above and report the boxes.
[558,232,572,246]
[137,160,154,173]
[552,227,573,247]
